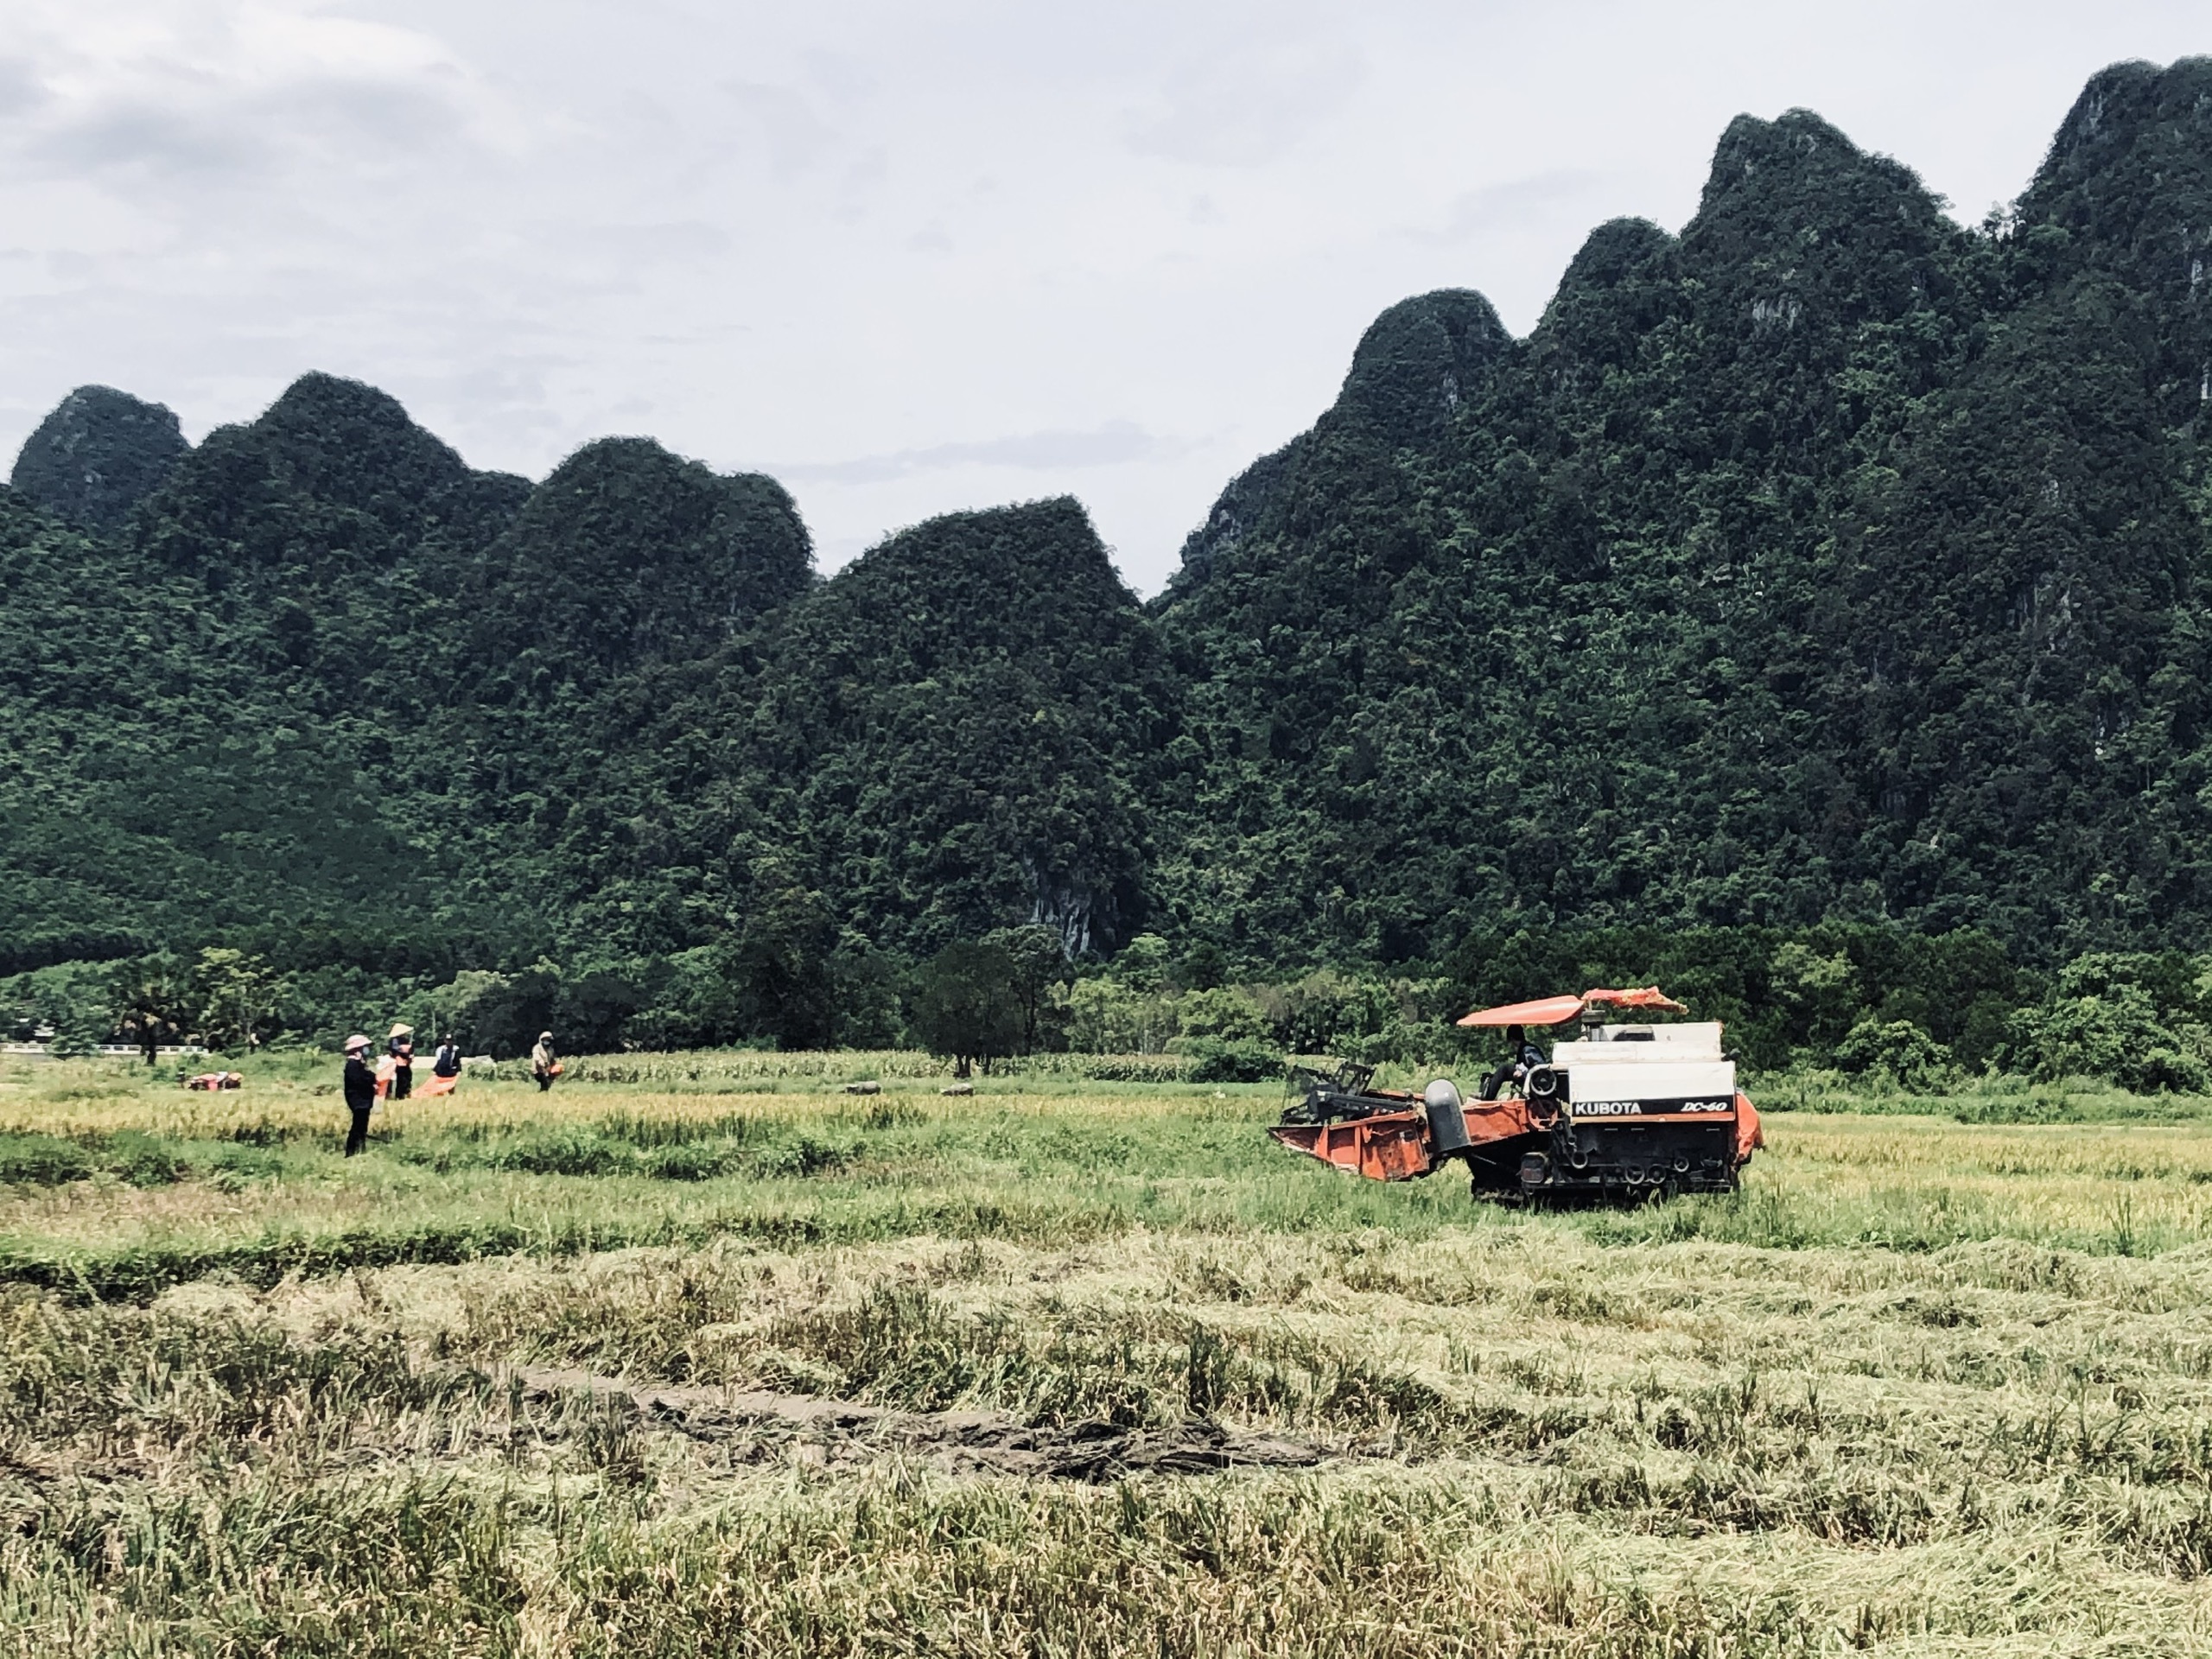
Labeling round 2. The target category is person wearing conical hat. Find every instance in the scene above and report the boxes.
[342,1034,377,1156]
[386,1022,416,1101]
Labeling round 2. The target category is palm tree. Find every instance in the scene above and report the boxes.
[111,956,195,1065]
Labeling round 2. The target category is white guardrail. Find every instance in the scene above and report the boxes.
[0,1044,208,1058]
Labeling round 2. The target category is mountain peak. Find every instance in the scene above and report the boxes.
[248,372,473,506]
[795,497,1135,670]
[1692,106,1945,245]
[1336,289,1510,445]
[868,496,1122,597]
[266,371,414,430]
[2012,57,2212,403]
[134,372,516,583]
[1707,107,1861,181]
[1535,218,1681,371]
[10,385,188,532]
[2031,58,2212,195]
[1680,105,1961,352]
[741,492,1162,957]
[474,436,812,679]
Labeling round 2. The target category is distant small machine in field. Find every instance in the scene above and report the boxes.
[183,1071,244,1091]
[1269,987,1763,1202]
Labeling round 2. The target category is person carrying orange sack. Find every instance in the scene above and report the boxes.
[416,1033,462,1099]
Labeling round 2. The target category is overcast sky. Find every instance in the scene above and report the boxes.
[2,3,2204,592]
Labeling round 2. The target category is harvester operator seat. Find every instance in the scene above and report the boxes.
[1478,1023,1549,1100]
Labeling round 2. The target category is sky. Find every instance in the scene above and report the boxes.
[1,3,2206,593]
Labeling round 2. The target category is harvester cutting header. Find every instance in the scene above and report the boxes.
[1270,987,1762,1201]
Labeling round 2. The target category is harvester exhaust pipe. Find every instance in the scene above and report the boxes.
[1423,1078,1471,1157]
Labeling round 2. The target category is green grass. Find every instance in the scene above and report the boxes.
[4,1051,2212,1653]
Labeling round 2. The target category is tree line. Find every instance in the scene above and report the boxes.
[9,920,2209,1093]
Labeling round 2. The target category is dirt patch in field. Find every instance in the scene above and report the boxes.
[512,1365,1332,1481]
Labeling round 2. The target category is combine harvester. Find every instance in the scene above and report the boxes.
[1270,987,1762,1203]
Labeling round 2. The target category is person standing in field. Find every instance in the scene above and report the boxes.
[413,1033,464,1100]
[386,1023,415,1100]
[342,1034,377,1155]
[531,1030,560,1092]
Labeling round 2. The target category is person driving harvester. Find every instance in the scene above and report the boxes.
[1478,1023,1549,1100]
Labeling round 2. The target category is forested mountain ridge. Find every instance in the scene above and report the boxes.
[4,58,2211,1051]
[1153,57,2212,961]
[0,375,808,982]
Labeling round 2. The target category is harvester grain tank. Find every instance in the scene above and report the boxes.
[1268,987,1762,1200]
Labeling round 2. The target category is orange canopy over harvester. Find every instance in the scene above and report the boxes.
[1455,987,1688,1027]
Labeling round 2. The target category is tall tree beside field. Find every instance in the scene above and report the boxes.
[909,943,1027,1076]
[192,948,283,1052]
[110,955,195,1064]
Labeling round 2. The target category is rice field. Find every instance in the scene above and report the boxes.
[4,1049,2212,1655]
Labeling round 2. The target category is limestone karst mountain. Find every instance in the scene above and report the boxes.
[3,59,2210,1028]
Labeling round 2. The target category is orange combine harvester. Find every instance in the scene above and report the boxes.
[1268,987,1763,1202]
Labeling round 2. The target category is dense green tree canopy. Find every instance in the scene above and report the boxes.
[1152,59,2212,962]
[721,498,1172,957]
[3,59,2211,1052]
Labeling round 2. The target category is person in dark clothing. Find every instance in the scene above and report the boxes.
[531,1031,559,1092]
[432,1034,461,1079]
[1516,1025,1548,1073]
[387,1024,415,1101]
[1479,1024,1550,1100]
[342,1033,377,1155]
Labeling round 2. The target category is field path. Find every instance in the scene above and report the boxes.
[511,1362,1334,1481]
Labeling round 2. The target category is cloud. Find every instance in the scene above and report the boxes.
[29,80,474,184]
[1125,39,1367,167]
[1,3,507,190]
[723,80,840,180]
[8,0,2173,603]
[774,422,1192,486]
[30,105,263,179]
[1407,169,1608,245]
[575,219,733,262]
[0,57,51,118]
